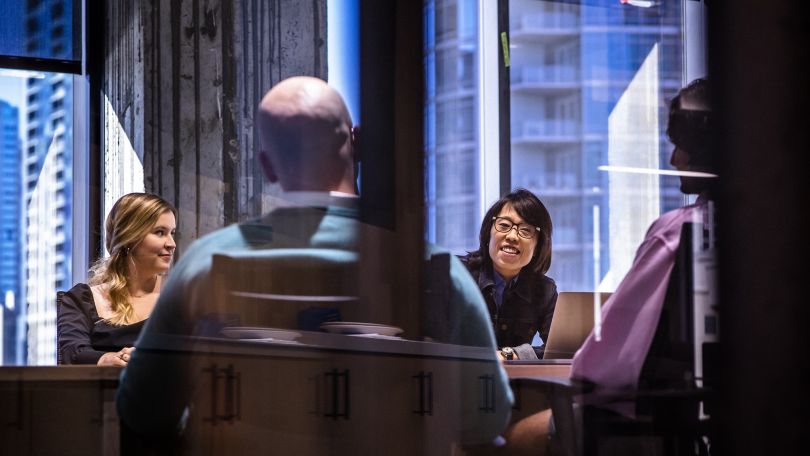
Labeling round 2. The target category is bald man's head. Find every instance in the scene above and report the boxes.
[257,76,356,193]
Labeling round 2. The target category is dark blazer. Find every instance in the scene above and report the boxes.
[461,255,557,358]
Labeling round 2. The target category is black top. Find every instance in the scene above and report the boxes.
[461,255,557,358]
[57,283,146,364]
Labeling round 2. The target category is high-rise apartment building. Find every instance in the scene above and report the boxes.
[425,0,481,255]
[0,99,24,365]
[426,0,684,292]
[23,0,74,365]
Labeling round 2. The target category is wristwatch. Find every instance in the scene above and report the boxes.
[500,346,515,361]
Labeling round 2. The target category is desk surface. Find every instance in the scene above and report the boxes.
[0,365,122,382]
[504,360,571,379]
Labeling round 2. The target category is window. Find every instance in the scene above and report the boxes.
[1,0,83,366]
[424,0,481,253]
[51,3,64,20]
[0,0,80,61]
[508,0,688,291]
[425,0,702,293]
[25,17,39,35]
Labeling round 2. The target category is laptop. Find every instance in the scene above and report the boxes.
[542,291,611,360]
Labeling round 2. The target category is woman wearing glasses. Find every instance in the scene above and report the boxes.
[461,188,557,360]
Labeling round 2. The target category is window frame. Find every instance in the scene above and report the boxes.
[0,0,102,289]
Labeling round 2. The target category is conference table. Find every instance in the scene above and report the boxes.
[504,359,572,379]
[0,352,571,455]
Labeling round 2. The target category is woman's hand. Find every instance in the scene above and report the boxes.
[496,347,518,362]
[97,346,135,366]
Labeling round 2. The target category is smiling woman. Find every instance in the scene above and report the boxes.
[461,188,558,360]
[56,193,177,366]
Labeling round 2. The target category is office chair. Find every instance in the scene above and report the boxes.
[56,290,66,365]
[209,249,364,330]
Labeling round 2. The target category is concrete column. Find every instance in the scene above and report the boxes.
[104,0,327,252]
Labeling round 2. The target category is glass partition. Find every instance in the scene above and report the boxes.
[509,0,688,292]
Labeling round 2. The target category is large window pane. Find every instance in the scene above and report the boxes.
[510,0,686,292]
[0,68,73,365]
[424,0,481,253]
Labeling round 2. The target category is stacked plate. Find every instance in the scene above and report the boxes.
[319,322,404,337]
[220,327,302,342]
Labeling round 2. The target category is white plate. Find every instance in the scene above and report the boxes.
[320,322,404,337]
[221,327,302,341]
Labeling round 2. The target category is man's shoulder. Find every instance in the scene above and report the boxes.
[192,223,246,247]
[170,224,251,278]
[646,202,705,242]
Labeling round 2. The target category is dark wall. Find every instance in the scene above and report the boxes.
[712,0,810,454]
[359,0,425,336]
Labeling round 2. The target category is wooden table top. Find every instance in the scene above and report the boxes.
[504,361,571,379]
[0,366,122,382]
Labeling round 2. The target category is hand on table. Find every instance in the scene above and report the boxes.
[496,347,518,362]
[97,346,135,366]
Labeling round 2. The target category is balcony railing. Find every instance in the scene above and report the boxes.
[513,119,580,138]
[510,13,580,32]
[511,65,580,85]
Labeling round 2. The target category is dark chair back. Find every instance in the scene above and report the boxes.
[210,249,362,330]
[56,291,66,365]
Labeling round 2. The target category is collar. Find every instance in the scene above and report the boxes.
[479,265,529,300]
[511,268,534,302]
[695,192,712,206]
[272,191,359,209]
[477,265,496,291]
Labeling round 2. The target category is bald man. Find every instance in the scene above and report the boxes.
[116,77,512,449]
[256,76,358,194]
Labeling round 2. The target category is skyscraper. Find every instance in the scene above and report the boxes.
[23,0,74,365]
[424,0,481,254]
[0,99,24,365]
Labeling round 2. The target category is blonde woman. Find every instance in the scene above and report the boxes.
[57,193,177,366]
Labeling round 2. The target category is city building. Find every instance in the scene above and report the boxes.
[0,99,24,365]
[22,0,73,365]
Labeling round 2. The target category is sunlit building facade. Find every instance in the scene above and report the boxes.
[23,0,73,365]
[0,99,24,365]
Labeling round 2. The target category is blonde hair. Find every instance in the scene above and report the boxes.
[88,193,177,325]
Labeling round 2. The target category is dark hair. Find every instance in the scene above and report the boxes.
[667,78,711,166]
[467,188,553,275]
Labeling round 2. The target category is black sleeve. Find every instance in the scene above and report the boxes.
[57,284,106,365]
[538,279,558,343]
[532,278,558,358]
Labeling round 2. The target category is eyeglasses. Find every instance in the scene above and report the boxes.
[492,216,541,240]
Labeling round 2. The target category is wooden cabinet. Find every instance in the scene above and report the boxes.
[181,337,506,455]
[0,343,516,455]
[0,367,120,456]
[191,352,331,455]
